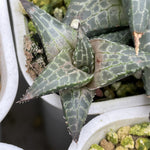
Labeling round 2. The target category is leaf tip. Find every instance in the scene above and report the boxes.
[67,127,80,142]
[16,92,33,104]
[72,132,80,143]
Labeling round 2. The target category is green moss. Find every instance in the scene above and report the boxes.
[64,0,71,8]
[89,144,104,150]
[116,83,137,97]
[50,0,63,8]
[40,4,51,13]
[135,138,150,150]
[121,135,134,149]
[111,82,121,91]
[60,6,67,16]
[53,7,63,21]
[32,0,50,7]
[129,122,150,136]
[28,21,37,34]
[115,146,128,150]
[106,130,118,145]
[104,88,115,99]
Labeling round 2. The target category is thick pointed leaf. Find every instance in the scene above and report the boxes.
[87,39,150,90]
[142,67,150,97]
[122,0,150,55]
[73,29,95,74]
[139,20,150,97]
[63,0,128,37]
[97,29,132,45]
[20,0,77,62]
[139,20,150,53]
[18,49,93,103]
[60,87,94,142]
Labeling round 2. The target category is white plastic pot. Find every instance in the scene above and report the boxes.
[9,0,150,115]
[0,124,1,141]
[0,142,23,150]
[69,105,150,150]
[0,0,18,122]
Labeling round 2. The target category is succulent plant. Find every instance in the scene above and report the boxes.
[89,144,104,150]
[106,130,118,145]
[135,137,150,150]
[18,0,150,142]
[90,122,150,150]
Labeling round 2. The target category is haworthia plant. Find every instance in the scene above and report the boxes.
[60,87,94,142]
[121,0,150,55]
[63,0,128,37]
[20,0,77,62]
[87,39,150,89]
[19,0,150,142]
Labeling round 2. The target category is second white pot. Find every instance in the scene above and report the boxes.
[69,105,150,150]
[0,142,23,150]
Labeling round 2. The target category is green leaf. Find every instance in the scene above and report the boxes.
[20,0,77,62]
[60,87,94,142]
[121,0,150,55]
[122,0,150,33]
[87,38,150,89]
[73,29,95,74]
[97,29,132,45]
[63,0,128,37]
[142,67,150,96]
[139,20,150,96]
[139,20,150,53]
[18,49,93,103]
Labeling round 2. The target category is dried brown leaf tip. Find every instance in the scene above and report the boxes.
[133,32,143,56]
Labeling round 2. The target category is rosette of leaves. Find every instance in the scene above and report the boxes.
[18,0,150,142]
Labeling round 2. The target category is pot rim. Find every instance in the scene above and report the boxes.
[0,0,19,122]
[0,142,23,150]
[68,105,150,150]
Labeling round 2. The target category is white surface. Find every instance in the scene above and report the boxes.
[9,0,150,114]
[0,142,23,150]
[0,0,19,122]
[69,105,150,150]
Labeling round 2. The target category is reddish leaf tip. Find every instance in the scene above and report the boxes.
[71,132,80,143]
